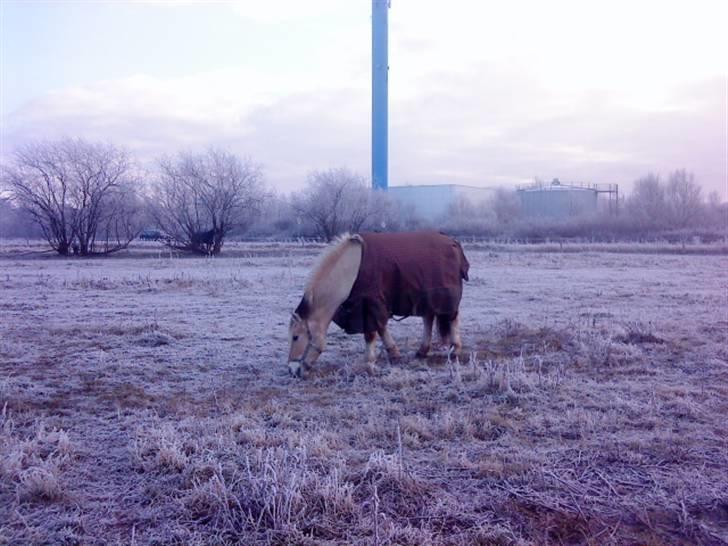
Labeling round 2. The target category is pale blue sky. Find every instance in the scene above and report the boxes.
[2,1,365,112]
[1,0,726,196]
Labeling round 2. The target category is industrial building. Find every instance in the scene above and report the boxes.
[517,179,619,219]
[388,184,496,219]
[368,4,621,223]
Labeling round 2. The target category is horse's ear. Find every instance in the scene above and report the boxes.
[294,297,311,319]
[349,234,364,245]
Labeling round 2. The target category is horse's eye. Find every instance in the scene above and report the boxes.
[292,335,299,341]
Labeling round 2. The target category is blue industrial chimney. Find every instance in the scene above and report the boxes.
[372,0,389,190]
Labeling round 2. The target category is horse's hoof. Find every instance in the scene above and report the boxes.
[415,348,430,359]
[387,347,401,360]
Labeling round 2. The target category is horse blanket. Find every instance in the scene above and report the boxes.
[332,231,470,334]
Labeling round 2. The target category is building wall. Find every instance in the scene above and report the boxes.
[388,185,456,218]
[389,185,495,219]
[453,185,496,208]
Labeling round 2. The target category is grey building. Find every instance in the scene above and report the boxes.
[388,184,496,219]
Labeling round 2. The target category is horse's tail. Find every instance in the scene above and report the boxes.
[454,240,469,281]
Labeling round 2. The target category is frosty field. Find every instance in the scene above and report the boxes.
[1,241,727,545]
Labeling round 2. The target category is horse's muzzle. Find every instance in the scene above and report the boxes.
[288,360,304,378]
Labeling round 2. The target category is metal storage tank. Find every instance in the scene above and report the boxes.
[517,179,599,218]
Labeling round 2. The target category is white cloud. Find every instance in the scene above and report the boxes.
[2,67,724,196]
[226,0,344,23]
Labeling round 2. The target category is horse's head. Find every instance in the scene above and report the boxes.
[287,311,325,378]
[287,235,363,377]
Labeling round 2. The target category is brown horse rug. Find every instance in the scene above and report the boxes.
[332,231,470,334]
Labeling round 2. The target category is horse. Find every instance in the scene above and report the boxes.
[192,228,217,246]
[288,231,470,377]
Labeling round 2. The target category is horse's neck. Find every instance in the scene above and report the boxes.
[307,238,362,332]
[308,299,341,335]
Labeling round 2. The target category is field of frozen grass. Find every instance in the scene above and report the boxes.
[1,240,727,545]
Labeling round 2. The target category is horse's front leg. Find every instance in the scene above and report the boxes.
[378,324,400,361]
[416,312,434,358]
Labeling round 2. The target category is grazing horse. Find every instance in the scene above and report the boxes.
[192,228,218,246]
[288,231,469,377]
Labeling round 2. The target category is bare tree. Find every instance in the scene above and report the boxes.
[1,138,141,255]
[665,169,702,228]
[247,191,296,237]
[441,195,494,235]
[490,188,522,225]
[704,191,727,230]
[627,173,667,230]
[96,185,144,253]
[367,188,401,231]
[150,149,264,254]
[395,200,428,231]
[292,168,386,241]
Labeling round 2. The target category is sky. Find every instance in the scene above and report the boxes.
[1,0,726,197]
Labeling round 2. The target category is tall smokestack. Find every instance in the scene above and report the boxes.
[372,0,389,190]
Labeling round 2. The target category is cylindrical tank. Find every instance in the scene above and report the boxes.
[518,182,598,218]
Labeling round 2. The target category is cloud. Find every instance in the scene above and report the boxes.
[386,58,725,192]
[0,70,371,190]
[137,0,342,19]
[227,0,344,23]
[1,61,724,197]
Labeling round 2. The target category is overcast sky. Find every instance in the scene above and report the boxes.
[1,0,726,197]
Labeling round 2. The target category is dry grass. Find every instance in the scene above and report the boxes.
[1,242,727,544]
[0,414,73,506]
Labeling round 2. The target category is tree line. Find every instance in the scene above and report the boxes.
[433,172,726,242]
[1,137,725,254]
[0,139,268,255]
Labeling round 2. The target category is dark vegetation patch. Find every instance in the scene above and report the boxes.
[616,331,665,344]
[473,319,575,359]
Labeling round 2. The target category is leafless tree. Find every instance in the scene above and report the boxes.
[149,149,264,254]
[395,200,428,231]
[441,195,494,235]
[704,191,727,230]
[627,173,668,229]
[665,169,702,228]
[248,191,305,238]
[1,138,141,255]
[490,188,522,225]
[292,168,391,241]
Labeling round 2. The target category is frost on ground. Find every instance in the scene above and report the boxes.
[1,241,727,545]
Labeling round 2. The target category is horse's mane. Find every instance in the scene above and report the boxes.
[296,234,362,319]
[305,233,358,299]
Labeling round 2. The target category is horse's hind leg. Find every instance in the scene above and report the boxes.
[416,312,435,358]
[436,314,452,347]
[450,313,463,357]
[437,314,462,357]
[364,331,378,363]
[379,324,401,361]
